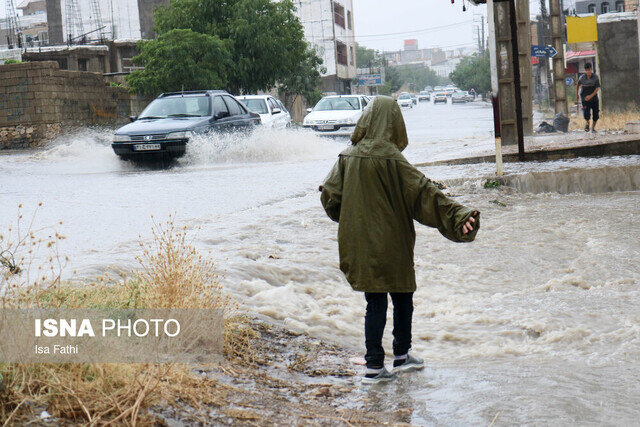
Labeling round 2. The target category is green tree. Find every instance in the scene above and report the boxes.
[449,52,491,96]
[279,46,325,105]
[152,0,318,95]
[126,29,231,96]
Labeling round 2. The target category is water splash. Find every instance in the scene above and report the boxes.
[180,127,345,165]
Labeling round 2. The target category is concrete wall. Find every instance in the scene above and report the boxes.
[0,61,149,149]
[137,0,169,39]
[597,16,640,110]
[45,0,64,45]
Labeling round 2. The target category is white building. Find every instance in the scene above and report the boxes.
[293,0,357,94]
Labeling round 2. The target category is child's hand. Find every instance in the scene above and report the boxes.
[461,212,478,235]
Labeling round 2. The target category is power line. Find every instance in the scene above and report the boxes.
[354,20,474,40]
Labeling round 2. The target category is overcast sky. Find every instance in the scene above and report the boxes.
[353,0,487,53]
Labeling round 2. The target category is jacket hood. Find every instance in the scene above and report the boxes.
[346,96,408,158]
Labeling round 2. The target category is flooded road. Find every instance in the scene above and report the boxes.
[2,99,639,424]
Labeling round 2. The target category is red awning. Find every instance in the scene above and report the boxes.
[565,50,596,60]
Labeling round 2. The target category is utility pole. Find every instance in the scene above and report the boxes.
[515,0,533,135]
[489,0,525,159]
[487,0,503,176]
[549,0,568,114]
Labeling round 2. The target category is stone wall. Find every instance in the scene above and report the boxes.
[0,61,149,149]
[598,16,640,111]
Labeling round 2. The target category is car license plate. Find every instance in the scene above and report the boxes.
[133,143,161,151]
[318,125,335,130]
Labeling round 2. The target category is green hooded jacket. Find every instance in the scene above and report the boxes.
[320,96,480,293]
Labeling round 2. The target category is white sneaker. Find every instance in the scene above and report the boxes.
[392,354,425,373]
[361,367,397,384]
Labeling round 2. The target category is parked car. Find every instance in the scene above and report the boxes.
[452,91,468,104]
[433,92,448,104]
[237,95,291,128]
[410,94,418,105]
[302,94,371,136]
[418,90,431,102]
[397,93,413,108]
[112,90,260,161]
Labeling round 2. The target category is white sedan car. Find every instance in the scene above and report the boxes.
[237,95,291,128]
[303,95,371,136]
[397,93,413,108]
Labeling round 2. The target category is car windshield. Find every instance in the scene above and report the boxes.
[436,93,446,96]
[241,98,269,114]
[399,95,411,100]
[139,96,211,119]
[453,92,465,97]
[313,97,360,111]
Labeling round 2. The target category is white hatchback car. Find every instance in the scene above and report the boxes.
[303,95,371,136]
[237,95,292,128]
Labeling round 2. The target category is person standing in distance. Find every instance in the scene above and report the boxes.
[578,63,601,133]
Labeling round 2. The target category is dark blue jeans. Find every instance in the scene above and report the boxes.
[364,292,414,369]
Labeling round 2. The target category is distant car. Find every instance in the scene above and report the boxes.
[433,92,447,104]
[237,95,291,129]
[444,86,456,97]
[302,94,371,136]
[464,91,475,102]
[418,90,431,102]
[112,90,260,161]
[397,93,413,108]
[424,86,433,92]
[452,91,468,104]
[410,94,418,105]
[434,86,445,92]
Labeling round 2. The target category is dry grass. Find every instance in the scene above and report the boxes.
[569,107,640,131]
[0,213,254,425]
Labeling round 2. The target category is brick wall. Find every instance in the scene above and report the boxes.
[0,61,150,148]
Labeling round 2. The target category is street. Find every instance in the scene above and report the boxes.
[2,99,640,423]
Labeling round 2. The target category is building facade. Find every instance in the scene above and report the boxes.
[293,0,357,94]
[575,0,637,14]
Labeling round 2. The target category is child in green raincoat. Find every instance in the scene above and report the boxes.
[320,95,480,384]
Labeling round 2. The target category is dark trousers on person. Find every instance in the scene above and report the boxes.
[364,292,414,369]
[582,97,600,123]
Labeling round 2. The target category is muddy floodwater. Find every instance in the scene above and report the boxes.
[1,100,639,425]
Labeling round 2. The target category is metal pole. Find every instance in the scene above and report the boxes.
[487,0,503,176]
[509,0,525,161]
[549,0,568,115]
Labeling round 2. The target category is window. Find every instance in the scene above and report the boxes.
[350,46,355,65]
[361,97,368,108]
[213,96,229,116]
[241,98,268,114]
[78,58,88,71]
[588,3,596,12]
[139,96,212,118]
[601,2,610,12]
[277,100,289,114]
[267,98,279,112]
[336,41,348,66]
[616,1,625,11]
[223,96,246,116]
[347,10,352,30]
[333,2,345,29]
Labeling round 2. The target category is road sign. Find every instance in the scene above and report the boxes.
[565,77,574,86]
[357,74,383,86]
[531,45,557,58]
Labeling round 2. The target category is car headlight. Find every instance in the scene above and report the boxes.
[166,131,193,140]
[336,117,356,125]
[113,134,131,142]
